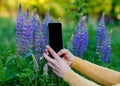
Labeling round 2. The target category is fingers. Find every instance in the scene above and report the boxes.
[57,49,69,56]
[48,61,62,78]
[46,45,60,60]
[43,53,55,64]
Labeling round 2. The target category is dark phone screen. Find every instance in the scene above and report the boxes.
[48,23,63,54]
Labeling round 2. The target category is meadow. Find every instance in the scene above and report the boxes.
[0,14,120,86]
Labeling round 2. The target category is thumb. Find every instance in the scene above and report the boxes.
[57,49,69,56]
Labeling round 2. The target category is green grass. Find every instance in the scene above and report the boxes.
[0,17,15,49]
[0,17,120,85]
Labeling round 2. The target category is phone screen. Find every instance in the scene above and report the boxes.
[48,23,63,54]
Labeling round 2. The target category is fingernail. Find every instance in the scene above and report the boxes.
[46,45,49,48]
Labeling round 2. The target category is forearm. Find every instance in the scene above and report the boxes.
[64,70,100,86]
[71,57,120,86]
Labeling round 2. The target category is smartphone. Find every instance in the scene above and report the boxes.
[48,23,63,58]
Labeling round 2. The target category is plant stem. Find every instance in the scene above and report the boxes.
[35,72,38,86]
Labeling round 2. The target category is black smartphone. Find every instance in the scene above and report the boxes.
[48,23,63,58]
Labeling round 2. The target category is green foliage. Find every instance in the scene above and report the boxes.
[66,0,120,21]
[0,48,68,85]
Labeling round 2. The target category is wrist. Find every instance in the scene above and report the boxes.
[70,56,76,67]
[63,68,71,79]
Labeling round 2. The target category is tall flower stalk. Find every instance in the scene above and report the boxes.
[96,13,112,64]
[71,16,88,57]
[42,10,52,49]
[101,30,112,64]
[68,15,82,51]
[96,13,106,55]
[32,9,43,62]
[32,54,39,72]
[16,4,24,54]
[26,8,34,50]
[21,9,30,54]
[25,8,31,53]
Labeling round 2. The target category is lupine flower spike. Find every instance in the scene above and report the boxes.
[26,8,30,20]
[25,8,30,52]
[32,9,42,62]
[42,10,52,49]
[16,4,24,54]
[72,16,88,57]
[101,29,112,64]
[32,54,39,72]
[77,15,83,32]
[21,8,29,54]
[68,15,82,51]
[96,13,106,55]
[27,8,34,50]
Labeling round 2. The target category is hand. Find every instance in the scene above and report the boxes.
[43,45,71,78]
[45,48,76,66]
[57,49,76,66]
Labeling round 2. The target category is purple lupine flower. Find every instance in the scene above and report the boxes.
[21,14,28,55]
[26,8,30,20]
[72,17,88,57]
[101,33,111,64]
[25,8,31,52]
[28,19,34,49]
[42,10,52,49]
[16,4,24,54]
[76,15,83,32]
[32,9,43,62]
[26,8,34,50]
[68,15,82,51]
[21,8,31,55]
[96,13,106,55]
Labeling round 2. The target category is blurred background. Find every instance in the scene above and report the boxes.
[0,0,120,69]
[0,0,120,20]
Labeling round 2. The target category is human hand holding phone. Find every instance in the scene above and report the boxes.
[43,45,71,78]
[45,48,76,67]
